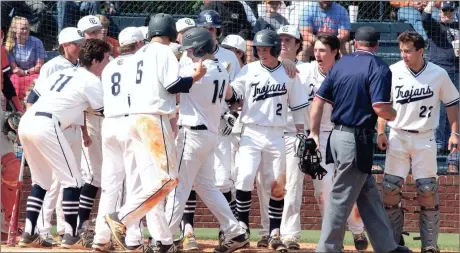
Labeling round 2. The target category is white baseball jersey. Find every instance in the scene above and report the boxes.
[39,55,79,80]
[298,61,334,131]
[180,45,241,82]
[178,59,230,134]
[231,61,310,127]
[31,67,104,129]
[388,60,459,131]
[128,42,180,115]
[101,54,135,118]
[285,59,304,133]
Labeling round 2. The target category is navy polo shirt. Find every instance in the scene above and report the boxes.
[315,50,392,129]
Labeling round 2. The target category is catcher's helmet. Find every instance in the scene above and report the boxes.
[180,28,215,58]
[196,10,222,28]
[148,13,177,42]
[252,29,281,59]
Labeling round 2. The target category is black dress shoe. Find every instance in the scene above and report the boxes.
[389,245,413,253]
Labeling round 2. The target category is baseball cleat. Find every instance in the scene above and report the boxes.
[256,235,269,248]
[126,244,155,252]
[390,245,413,252]
[282,236,300,250]
[104,212,127,250]
[421,246,440,253]
[154,242,182,252]
[269,235,288,252]
[18,232,53,248]
[92,241,113,252]
[42,233,59,246]
[213,233,249,253]
[352,232,369,251]
[182,232,199,251]
[60,233,92,249]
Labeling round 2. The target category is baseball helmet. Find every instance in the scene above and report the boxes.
[196,10,222,28]
[148,13,177,42]
[180,28,215,58]
[252,29,282,59]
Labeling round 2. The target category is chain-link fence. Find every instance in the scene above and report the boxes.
[1,0,459,175]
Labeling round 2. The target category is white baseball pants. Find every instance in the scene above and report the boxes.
[236,124,286,194]
[312,131,364,235]
[81,114,103,187]
[93,117,143,247]
[384,128,437,180]
[36,125,82,236]
[164,127,244,242]
[215,135,233,193]
[116,114,178,241]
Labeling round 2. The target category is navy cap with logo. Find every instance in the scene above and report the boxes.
[354,26,380,43]
[441,1,456,12]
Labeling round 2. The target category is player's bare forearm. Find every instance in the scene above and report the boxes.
[446,105,459,134]
[377,118,387,134]
[373,104,396,121]
[309,97,325,136]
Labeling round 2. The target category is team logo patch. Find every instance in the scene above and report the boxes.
[88,17,98,24]
[252,81,287,102]
[185,19,194,25]
[117,59,124,65]
[394,85,434,104]
[205,14,213,23]
[77,29,83,37]
[282,26,289,32]
[231,13,239,19]
[256,34,263,42]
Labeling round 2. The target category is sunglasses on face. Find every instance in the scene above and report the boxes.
[442,7,455,12]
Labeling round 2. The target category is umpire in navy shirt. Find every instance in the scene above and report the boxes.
[308,26,412,253]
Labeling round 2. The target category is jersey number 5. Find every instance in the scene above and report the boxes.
[50,74,73,92]
[212,80,226,104]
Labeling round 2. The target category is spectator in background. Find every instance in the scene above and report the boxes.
[423,1,460,173]
[252,0,289,36]
[298,1,351,62]
[5,16,46,101]
[96,14,120,58]
[390,1,429,40]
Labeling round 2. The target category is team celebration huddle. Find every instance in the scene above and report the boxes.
[1,4,458,253]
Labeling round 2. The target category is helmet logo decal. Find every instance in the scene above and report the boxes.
[256,34,263,42]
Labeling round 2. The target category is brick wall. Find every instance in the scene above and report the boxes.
[18,168,459,233]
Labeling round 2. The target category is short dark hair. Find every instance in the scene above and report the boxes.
[397,31,425,50]
[79,39,112,67]
[316,33,341,60]
[295,33,304,55]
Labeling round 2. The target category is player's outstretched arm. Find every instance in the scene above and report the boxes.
[191,59,207,84]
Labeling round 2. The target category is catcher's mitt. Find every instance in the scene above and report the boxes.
[295,134,328,180]
[3,112,21,143]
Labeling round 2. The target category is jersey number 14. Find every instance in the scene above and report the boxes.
[212,79,226,104]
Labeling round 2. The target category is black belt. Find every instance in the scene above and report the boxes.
[333,125,355,133]
[401,129,419,133]
[179,124,207,130]
[35,111,61,126]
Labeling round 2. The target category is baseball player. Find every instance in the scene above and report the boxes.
[103,14,206,253]
[76,15,107,232]
[227,29,310,252]
[178,10,242,251]
[163,27,249,253]
[1,31,25,242]
[297,34,369,251]
[253,25,305,250]
[378,31,459,253]
[32,27,88,244]
[17,39,110,249]
[92,27,148,252]
[176,17,196,44]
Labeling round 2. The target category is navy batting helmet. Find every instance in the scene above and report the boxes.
[196,10,222,28]
[252,29,281,59]
[148,13,177,42]
[180,28,215,58]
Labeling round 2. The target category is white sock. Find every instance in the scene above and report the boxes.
[184,223,194,235]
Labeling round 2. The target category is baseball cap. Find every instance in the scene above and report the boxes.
[77,15,103,33]
[277,25,301,40]
[58,27,84,45]
[176,18,196,33]
[441,1,456,12]
[118,27,144,46]
[138,26,149,40]
[354,26,380,43]
[221,34,247,53]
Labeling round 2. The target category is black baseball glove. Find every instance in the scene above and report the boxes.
[295,134,328,180]
[3,111,21,142]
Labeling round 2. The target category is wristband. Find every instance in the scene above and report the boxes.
[377,132,385,136]
[452,132,460,137]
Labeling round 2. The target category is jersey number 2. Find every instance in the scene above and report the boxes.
[50,74,73,92]
[276,103,282,116]
[212,80,226,104]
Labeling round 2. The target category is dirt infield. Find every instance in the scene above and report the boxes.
[1,240,415,252]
